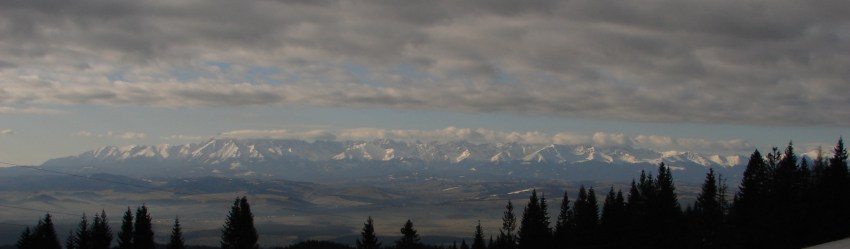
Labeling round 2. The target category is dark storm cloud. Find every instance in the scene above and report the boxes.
[1,0,849,126]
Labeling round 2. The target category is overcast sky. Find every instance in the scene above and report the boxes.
[0,0,848,165]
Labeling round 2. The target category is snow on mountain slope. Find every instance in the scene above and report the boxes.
[708,155,743,167]
[658,150,744,168]
[523,145,566,163]
[490,152,511,163]
[52,138,745,169]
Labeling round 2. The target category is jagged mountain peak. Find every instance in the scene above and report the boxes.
[37,138,751,184]
[50,138,744,169]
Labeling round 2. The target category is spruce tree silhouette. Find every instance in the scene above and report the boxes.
[221,196,259,249]
[72,214,92,249]
[356,216,381,249]
[624,173,651,249]
[732,150,769,248]
[494,200,517,249]
[396,219,423,249]
[237,197,259,249]
[573,186,599,248]
[653,163,683,249]
[623,164,685,249]
[767,143,801,249]
[221,198,240,249]
[92,210,113,249]
[117,207,134,249]
[166,217,185,249]
[16,227,33,249]
[517,189,552,249]
[32,214,62,249]
[824,138,850,240]
[600,187,626,248]
[133,205,154,249]
[691,169,724,249]
[471,221,486,249]
[553,191,573,249]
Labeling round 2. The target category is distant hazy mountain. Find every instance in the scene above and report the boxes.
[40,138,746,183]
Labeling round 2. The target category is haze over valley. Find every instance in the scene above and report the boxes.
[0,137,736,246]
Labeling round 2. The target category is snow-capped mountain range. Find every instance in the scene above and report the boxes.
[36,138,749,184]
[48,138,744,168]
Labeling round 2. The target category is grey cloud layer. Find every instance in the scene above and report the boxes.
[1,0,848,125]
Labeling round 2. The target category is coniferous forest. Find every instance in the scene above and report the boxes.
[13,138,850,249]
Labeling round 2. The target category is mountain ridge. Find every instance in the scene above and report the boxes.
[36,138,749,184]
[49,138,745,168]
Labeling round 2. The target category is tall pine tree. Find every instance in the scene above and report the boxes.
[221,198,241,249]
[494,200,517,249]
[237,197,258,249]
[572,186,600,248]
[356,217,380,249]
[691,168,725,249]
[32,214,62,249]
[72,214,92,249]
[396,219,423,249]
[653,163,683,249]
[600,187,626,248]
[166,218,185,249]
[624,164,684,249]
[221,196,259,249]
[816,138,850,241]
[117,207,134,249]
[624,177,650,249]
[517,189,551,249]
[16,227,33,249]
[553,191,573,249]
[92,210,113,249]
[768,142,802,249]
[732,150,770,248]
[600,187,617,231]
[471,221,486,249]
[133,205,154,249]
